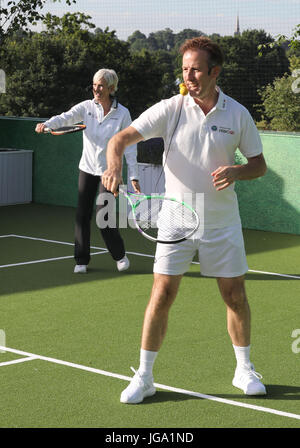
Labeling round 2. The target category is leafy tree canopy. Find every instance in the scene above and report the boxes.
[42,11,95,35]
[257,56,300,132]
[258,24,300,56]
[0,4,294,132]
[0,0,76,40]
[0,13,168,119]
[214,29,289,119]
[128,27,205,53]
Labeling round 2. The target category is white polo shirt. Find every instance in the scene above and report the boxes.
[44,99,138,179]
[131,88,263,229]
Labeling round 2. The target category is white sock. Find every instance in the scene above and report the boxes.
[233,344,251,369]
[138,348,158,377]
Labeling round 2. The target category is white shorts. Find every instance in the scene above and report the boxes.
[153,224,248,278]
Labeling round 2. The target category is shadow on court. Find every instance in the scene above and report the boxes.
[135,384,300,405]
[211,384,300,401]
[0,253,155,296]
[0,203,156,295]
[0,203,299,296]
[1,203,300,255]
[236,167,300,238]
[185,272,300,281]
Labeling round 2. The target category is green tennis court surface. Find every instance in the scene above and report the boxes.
[0,203,299,428]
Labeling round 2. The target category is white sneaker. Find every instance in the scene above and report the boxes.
[116,255,130,272]
[120,368,156,404]
[74,264,87,274]
[232,363,266,395]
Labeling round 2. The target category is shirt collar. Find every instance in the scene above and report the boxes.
[94,97,118,111]
[111,97,118,109]
[186,87,227,111]
[215,87,227,111]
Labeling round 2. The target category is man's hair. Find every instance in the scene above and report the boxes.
[93,68,118,93]
[180,36,224,72]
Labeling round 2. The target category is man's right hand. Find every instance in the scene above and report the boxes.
[35,123,46,133]
[102,169,123,196]
[104,126,143,195]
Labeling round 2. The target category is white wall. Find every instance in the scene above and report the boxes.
[128,163,165,195]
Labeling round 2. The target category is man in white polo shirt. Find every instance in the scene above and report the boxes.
[102,37,267,403]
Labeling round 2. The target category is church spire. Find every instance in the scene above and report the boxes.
[234,14,240,36]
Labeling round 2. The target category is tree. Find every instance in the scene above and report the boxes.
[151,28,175,51]
[0,0,76,41]
[0,14,167,119]
[289,24,300,52]
[151,50,177,98]
[0,32,91,116]
[215,30,289,120]
[257,57,300,132]
[258,24,300,56]
[118,49,167,118]
[42,11,95,35]
[127,30,148,52]
[128,28,205,54]
[174,28,205,49]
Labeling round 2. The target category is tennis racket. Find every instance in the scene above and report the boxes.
[120,189,199,244]
[43,124,86,135]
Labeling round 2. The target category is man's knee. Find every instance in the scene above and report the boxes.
[217,276,248,311]
[149,274,182,314]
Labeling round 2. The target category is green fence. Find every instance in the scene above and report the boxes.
[0,117,299,235]
[0,117,82,207]
[235,132,300,235]
[0,116,128,209]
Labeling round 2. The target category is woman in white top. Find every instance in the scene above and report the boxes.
[36,68,140,273]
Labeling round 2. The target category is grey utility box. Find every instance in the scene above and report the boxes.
[0,148,33,205]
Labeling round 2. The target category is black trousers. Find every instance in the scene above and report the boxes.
[74,170,125,265]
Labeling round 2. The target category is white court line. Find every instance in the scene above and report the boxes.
[0,345,299,422]
[0,255,75,269]
[6,234,106,251]
[118,250,300,279]
[0,356,37,367]
[1,234,299,279]
[247,269,300,280]
[2,234,74,246]
[0,232,108,269]
[0,252,107,269]
[125,250,155,259]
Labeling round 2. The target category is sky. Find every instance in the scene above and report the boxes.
[2,0,300,40]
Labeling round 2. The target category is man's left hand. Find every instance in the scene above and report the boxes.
[211,166,238,191]
[131,179,141,193]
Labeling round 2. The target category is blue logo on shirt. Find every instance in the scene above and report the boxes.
[211,125,218,131]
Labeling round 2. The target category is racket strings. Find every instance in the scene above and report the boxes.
[133,198,198,241]
[46,125,86,135]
